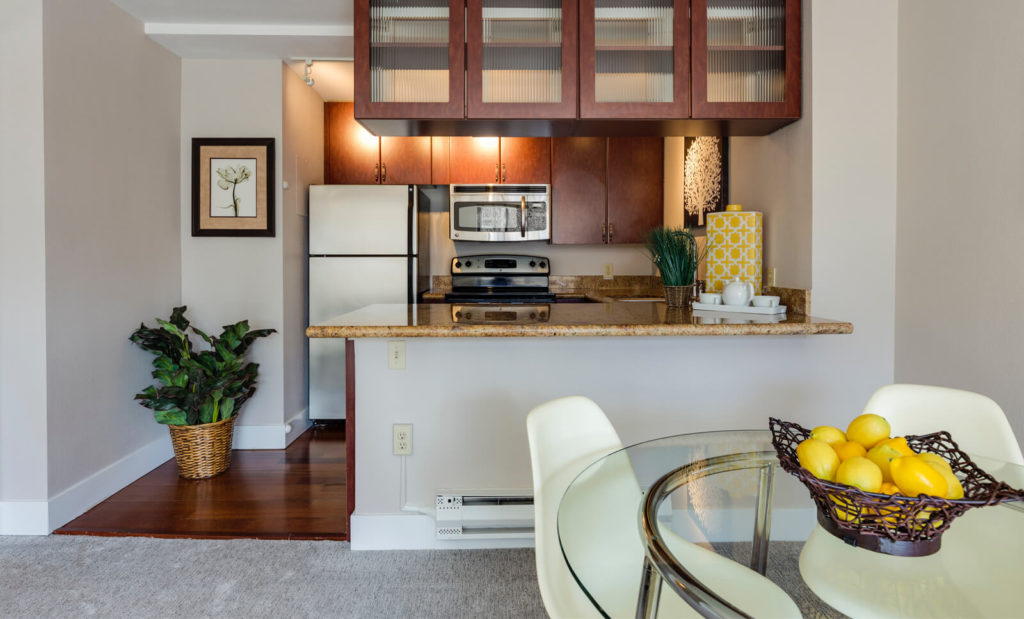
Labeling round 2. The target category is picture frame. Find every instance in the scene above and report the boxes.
[682,136,729,229]
[192,138,275,237]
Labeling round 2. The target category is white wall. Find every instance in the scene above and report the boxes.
[349,0,903,550]
[895,1,1024,440]
[282,65,325,436]
[0,0,50,526]
[180,59,288,446]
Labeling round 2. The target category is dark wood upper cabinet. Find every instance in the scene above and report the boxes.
[449,137,501,183]
[354,0,465,120]
[606,137,662,244]
[325,102,381,184]
[500,138,551,183]
[579,0,689,119]
[551,137,607,244]
[379,137,432,184]
[690,0,801,119]
[325,102,432,185]
[465,0,578,119]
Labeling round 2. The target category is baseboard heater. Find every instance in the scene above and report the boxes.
[435,491,534,540]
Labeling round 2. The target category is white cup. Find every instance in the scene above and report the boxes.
[699,292,722,305]
[752,295,780,308]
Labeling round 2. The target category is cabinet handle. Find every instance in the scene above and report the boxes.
[381,162,387,183]
[501,163,507,183]
[608,223,614,242]
[494,163,499,183]
[602,223,607,243]
[374,163,380,183]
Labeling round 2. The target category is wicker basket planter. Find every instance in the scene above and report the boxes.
[168,416,237,479]
[663,284,697,308]
[770,417,1024,556]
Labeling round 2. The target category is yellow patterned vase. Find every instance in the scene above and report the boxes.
[705,205,763,294]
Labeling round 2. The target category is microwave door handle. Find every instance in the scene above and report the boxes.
[520,197,527,238]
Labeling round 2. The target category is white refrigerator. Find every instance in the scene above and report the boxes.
[308,184,430,420]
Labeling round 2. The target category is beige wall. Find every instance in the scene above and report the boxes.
[895,1,1024,439]
[0,0,50,512]
[282,65,325,431]
[41,0,181,503]
[180,59,287,442]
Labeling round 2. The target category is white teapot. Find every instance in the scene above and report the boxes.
[721,277,754,306]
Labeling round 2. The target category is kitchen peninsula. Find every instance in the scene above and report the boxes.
[307,301,851,550]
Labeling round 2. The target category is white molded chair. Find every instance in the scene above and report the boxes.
[800,384,1024,618]
[863,383,1023,464]
[527,396,800,619]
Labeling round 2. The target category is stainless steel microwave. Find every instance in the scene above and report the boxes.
[449,184,551,242]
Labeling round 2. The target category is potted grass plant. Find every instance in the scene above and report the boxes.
[129,306,275,479]
[645,227,708,307]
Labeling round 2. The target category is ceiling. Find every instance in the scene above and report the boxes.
[111,0,356,100]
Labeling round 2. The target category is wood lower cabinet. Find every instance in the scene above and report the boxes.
[607,137,663,244]
[552,138,607,244]
[448,137,550,184]
[324,102,432,185]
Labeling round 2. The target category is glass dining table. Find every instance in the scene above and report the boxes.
[557,429,1024,618]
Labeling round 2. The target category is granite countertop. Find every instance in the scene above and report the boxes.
[306,302,853,338]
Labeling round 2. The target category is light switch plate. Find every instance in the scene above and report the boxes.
[603,263,614,279]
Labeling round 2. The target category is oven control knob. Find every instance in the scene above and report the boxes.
[539,311,547,319]
[529,260,536,267]
[465,312,472,319]
[455,311,462,318]
[539,261,547,268]
[455,261,462,269]
[530,313,536,319]
[465,260,473,267]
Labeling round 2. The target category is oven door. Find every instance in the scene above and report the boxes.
[450,192,550,241]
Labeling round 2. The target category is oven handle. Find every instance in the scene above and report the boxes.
[520,196,527,238]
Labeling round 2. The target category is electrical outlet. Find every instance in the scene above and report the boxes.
[765,267,777,288]
[393,424,412,456]
[603,263,614,279]
[387,340,406,369]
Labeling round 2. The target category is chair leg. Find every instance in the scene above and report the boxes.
[636,556,662,619]
[750,463,776,575]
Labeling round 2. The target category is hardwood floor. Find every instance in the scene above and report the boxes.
[55,424,347,540]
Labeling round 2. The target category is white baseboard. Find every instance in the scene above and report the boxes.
[0,501,50,535]
[45,433,174,532]
[285,408,311,446]
[233,424,287,449]
[350,513,535,550]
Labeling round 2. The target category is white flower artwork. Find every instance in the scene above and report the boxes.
[210,158,257,217]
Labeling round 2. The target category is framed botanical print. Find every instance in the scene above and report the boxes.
[192,138,275,237]
[682,136,729,228]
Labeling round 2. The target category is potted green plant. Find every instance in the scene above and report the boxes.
[645,227,708,307]
[129,306,275,479]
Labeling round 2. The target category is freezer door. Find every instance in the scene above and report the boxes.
[309,185,413,256]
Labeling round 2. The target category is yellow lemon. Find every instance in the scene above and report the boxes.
[890,455,948,498]
[810,425,847,446]
[832,440,867,461]
[866,442,903,483]
[917,452,953,474]
[884,436,916,457]
[918,456,964,500]
[835,456,883,493]
[797,438,840,481]
[879,482,900,495]
[846,413,891,449]
[829,496,861,523]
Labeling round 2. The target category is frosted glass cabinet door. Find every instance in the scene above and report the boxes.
[691,0,801,118]
[354,0,465,119]
[579,0,689,118]
[466,0,578,118]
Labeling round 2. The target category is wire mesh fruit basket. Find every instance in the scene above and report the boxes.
[769,417,1024,556]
